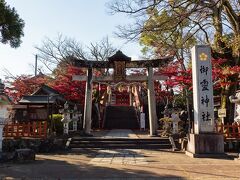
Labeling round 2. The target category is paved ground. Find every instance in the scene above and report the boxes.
[1,130,240,179]
[89,149,148,165]
[90,130,148,165]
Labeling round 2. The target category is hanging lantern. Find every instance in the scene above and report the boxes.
[118,85,123,92]
[132,86,135,94]
[127,86,131,93]
[107,86,111,94]
[138,85,141,92]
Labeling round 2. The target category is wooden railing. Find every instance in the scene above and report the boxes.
[216,123,240,139]
[3,121,48,139]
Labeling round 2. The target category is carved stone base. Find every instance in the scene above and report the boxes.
[186,133,225,158]
[235,154,240,161]
[14,149,35,162]
[0,152,9,162]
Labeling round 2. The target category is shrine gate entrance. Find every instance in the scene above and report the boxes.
[71,51,172,136]
[111,91,130,106]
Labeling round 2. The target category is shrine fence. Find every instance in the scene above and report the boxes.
[216,123,240,139]
[3,121,47,139]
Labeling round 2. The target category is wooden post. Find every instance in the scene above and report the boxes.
[232,123,235,138]
[10,124,13,137]
[238,123,240,138]
[27,122,30,137]
[16,123,19,137]
[83,68,93,134]
[108,92,112,105]
[33,122,36,137]
[0,125,3,152]
[129,86,133,106]
[2,125,4,138]
[227,123,229,138]
[44,121,47,138]
[39,121,42,137]
[147,67,158,136]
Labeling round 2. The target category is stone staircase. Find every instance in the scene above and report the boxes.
[103,106,139,129]
[67,137,173,149]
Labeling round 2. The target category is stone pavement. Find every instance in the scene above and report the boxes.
[89,149,148,165]
[1,150,240,179]
[89,130,148,165]
[1,129,240,179]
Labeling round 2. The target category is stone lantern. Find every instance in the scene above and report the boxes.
[171,111,181,134]
[72,104,81,131]
[61,102,72,135]
[0,80,12,152]
[229,91,240,160]
[229,91,240,123]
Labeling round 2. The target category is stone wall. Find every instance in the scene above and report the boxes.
[3,138,67,153]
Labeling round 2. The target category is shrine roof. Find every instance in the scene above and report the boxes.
[108,50,131,62]
[32,84,61,96]
[19,95,59,104]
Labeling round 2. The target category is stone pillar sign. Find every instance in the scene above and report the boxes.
[192,45,214,134]
[186,45,224,158]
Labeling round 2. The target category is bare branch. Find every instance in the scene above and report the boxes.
[35,35,117,71]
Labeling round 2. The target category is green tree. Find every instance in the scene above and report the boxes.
[108,0,240,122]
[108,0,240,62]
[140,8,196,59]
[0,0,24,48]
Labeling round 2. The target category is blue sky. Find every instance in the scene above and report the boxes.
[0,0,141,80]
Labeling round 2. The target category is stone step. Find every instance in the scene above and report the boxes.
[70,141,170,145]
[70,140,170,143]
[103,106,139,129]
[69,144,172,149]
[71,137,170,141]
[68,137,173,149]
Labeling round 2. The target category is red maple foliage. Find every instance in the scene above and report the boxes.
[5,65,87,104]
[5,73,49,102]
[158,58,240,92]
[49,65,86,104]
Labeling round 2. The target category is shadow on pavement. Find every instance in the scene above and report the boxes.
[0,156,187,179]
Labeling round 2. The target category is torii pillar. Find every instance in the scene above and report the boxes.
[147,67,158,136]
[83,68,93,134]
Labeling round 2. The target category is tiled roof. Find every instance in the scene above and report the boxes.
[19,95,58,104]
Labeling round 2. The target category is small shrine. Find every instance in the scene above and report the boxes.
[4,85,73,138]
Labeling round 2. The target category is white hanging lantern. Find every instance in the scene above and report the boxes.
[107,86,111,94]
